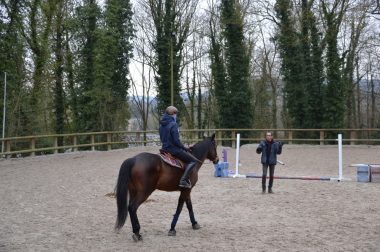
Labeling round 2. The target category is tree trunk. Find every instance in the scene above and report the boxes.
[54,0,65,146]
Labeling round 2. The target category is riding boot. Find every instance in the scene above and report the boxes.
[179,162,196,188]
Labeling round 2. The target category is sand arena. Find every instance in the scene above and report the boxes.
[1,144,380,251]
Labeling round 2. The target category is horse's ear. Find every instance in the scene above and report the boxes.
[211,133,216,140]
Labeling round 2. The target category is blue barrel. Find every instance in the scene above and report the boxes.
[214,162,229,177]
[214,163,222,177]
[220,162,229,177]
[357,165,370,182]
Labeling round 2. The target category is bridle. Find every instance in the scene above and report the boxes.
[209,140,219,164]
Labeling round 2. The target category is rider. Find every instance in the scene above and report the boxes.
[159,106,198,189]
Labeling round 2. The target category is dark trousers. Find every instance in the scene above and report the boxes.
[174,150,198,164]
[262,164,275,189]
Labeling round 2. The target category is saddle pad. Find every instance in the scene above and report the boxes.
[159,153,184,169]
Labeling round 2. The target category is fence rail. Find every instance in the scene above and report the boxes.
[1,128,380,158]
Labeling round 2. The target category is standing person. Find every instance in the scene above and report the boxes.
[256,132,283,193]
[159,106,199,189]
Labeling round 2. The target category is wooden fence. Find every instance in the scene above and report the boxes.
[1,128,380,158]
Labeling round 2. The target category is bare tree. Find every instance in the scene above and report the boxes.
[129,12,157,137]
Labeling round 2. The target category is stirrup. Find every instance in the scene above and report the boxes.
[179,179,191,188]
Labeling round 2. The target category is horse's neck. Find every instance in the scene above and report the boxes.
[192,142,208,163]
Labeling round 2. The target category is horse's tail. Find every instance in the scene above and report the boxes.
[115,157,135,230]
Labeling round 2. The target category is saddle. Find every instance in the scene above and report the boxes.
[159,150,184,169]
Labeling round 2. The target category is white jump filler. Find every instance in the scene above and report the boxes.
[232,133,246,178]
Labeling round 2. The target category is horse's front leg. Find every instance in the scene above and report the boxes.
[168,191,188,236]
[186,196,201,230]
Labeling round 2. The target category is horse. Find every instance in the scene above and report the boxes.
[114,133,219,241]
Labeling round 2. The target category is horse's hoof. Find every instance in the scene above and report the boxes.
[168,229,176,236]
[132,233,143,242]
[192,223,201,230]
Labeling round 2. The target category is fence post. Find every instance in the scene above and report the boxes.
[320,131,324,145]
[288,131,293,145]
[54,136,58,154]
[73,136,78,152]
[107,133,112,151]
[217,131,222,146]
[30,138,36,156]
[5,139,11,158]
[350,131,356,145]
[136,132,141,146]
[367,129,370,145]
[232,130,236,148]
[91,135,95,151]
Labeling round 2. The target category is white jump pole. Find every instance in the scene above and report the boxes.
[330,133,350,181]
[232,133,246,178]
[338,134,343,181]
[231,133,349,181]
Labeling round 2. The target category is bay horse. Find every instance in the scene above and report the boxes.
[115,133,219,241]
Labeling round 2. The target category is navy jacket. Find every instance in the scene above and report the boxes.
[256,140,282,165]
[159,113,186,155]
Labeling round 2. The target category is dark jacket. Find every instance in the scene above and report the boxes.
[256,140,282,165]
[159,113,186,155]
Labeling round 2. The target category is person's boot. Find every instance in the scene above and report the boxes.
[262,176,266,193]
[268,177,274,193]
[262,184,266,194]
[179,162,196,188]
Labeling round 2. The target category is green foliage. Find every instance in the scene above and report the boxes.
[0,0,376,140]
[75,0,133,132]
[149,0,196,121]
[76,0,100,131]
[321,1,346,129]
[252,76,272,129]
[305,9,324,129]
[1,0,134,138]
[151,0,180,114]
[275,0,326,129]
[54,0,65,144]
[97,0,133,130]
[28,0,57,135]
[209,17,228,129]
[275,0,305,128]
[0,0,28,137]
[219,0,253,133]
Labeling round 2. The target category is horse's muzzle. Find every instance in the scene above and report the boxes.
[212,157,219,164]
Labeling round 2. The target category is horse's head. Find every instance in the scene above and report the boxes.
[190,133,219,164]
[206,133,219,164]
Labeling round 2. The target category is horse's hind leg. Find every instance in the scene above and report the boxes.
[128,191,152,242]
[168,191,189,236]
[186,196,200,230]
[128,202,142,241]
